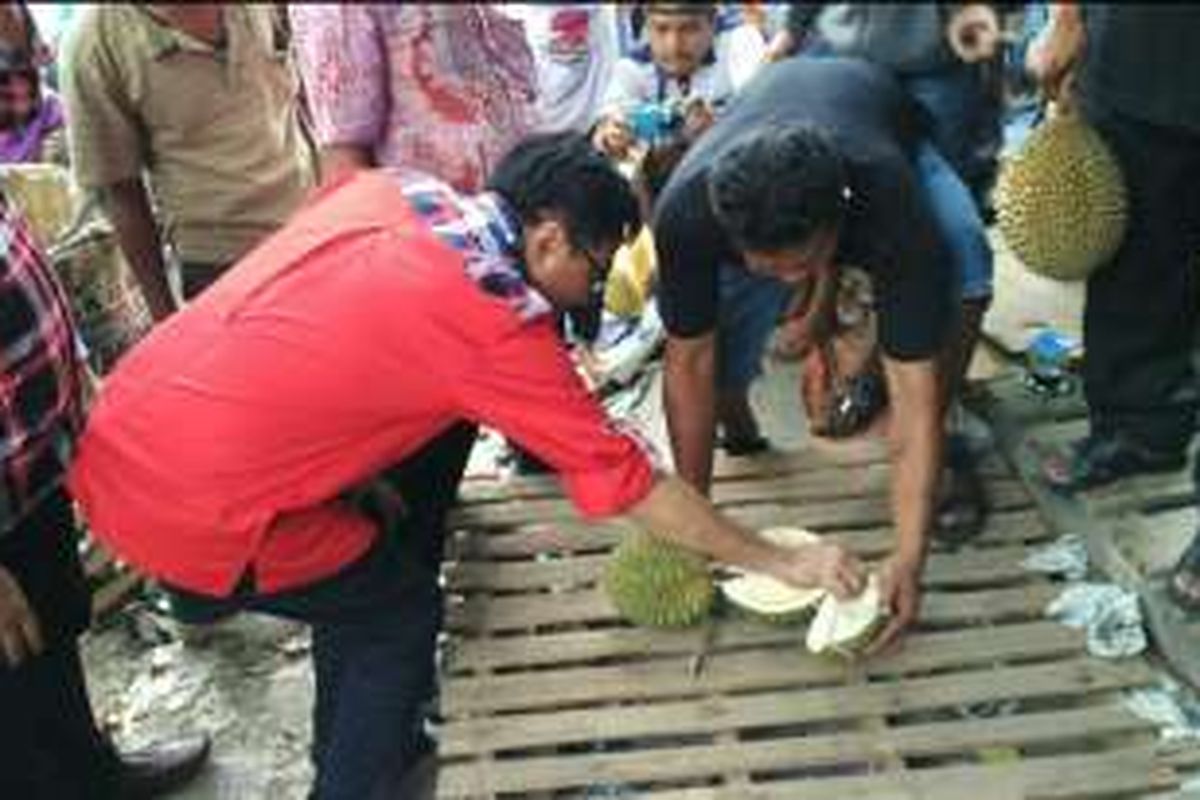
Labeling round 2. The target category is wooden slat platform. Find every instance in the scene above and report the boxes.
[436,443,1182,798]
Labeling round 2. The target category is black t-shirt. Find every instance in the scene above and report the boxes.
[653,56,952,361]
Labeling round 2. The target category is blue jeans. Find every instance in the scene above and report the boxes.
[167,422,476,800]
[800,42,994,303]
[716,263,792,391]
[913,140,993,301]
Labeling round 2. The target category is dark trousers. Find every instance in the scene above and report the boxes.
[0,489,118,800]
[180,261,232,301]
[1081,104,1200,452]
[167,421,477,800]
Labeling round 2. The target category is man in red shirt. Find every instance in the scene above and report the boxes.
[67,133,864,799]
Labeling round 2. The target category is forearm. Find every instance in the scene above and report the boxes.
[98,180,174,322]
[663,335,717,495]
[628,475,781,576]
[884,358,942,564]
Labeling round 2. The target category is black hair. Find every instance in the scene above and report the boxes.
[487,132,641,252]
[706,125,849,252]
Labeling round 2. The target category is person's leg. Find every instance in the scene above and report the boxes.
[1046,108,1200,491]
[1169,459,1200,611]
[905,64,1003,213]
[166,425,475,799]
[715,263,793,452]
[0,490,120,799]
[911,140,994,403]
[167,528,442,800]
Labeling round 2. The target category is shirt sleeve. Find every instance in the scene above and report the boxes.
[849,158,953,362]
[653,175,725,338]
[289,4,388,149]
[453,321,656,519]
[59,10,144,189]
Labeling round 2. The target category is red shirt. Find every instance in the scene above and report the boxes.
[67,172,655,596]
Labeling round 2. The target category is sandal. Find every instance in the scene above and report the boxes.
[1167,532,1200,614]
[1035,433,1186,494]
[933,435,990,548]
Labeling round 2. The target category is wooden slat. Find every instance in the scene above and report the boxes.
[442,621,1082,714]
[449,477,1031,530]
[447,582,1059,635]
[437,705,1155,796]
[440,657,1155,757]
[449,508,1051,562]
[637,743,1175,800]
[446,586,1059,673]
[445,542,1041,594]
[457,449,1013,506]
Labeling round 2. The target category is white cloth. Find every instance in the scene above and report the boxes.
[507,4,619,133]
[600,24,766,119]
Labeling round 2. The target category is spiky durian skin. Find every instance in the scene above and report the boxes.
[996,114,1128,282]
[604,530,714,628]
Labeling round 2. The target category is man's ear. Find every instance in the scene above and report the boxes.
[524,217,571,261]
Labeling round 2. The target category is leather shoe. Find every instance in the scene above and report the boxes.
[115,733,211,799]
[1039,432,1185,494]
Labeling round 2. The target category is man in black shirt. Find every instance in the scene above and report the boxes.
[654,56,954,649]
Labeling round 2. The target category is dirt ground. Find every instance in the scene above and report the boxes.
[82,605,316,798]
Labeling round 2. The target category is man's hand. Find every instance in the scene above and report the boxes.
[946,4,1001,64]
[777,542,865,600]
[865,550,924,656]
[0,565,43,668]
[1026,4,1086,102]
[681,99,716,142]
[593,115,635,161]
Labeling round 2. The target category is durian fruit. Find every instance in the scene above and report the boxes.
[720,527,828,624]
[604,529,714,628]
[995,112,1127,282]
[805,573,886,658]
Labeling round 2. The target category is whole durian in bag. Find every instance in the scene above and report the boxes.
[995,111,1127,281]
[604,529,715,628]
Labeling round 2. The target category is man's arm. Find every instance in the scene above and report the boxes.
[868,354,942,654]
[663,331,718,495]
[628,474,863,599]
[1026,2,1085,101]
[99,180,176,322]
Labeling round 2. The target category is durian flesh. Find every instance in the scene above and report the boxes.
[995,113,1128,282]
[720,527,828,623]
[604,529,715,628]
[805,573,885,657]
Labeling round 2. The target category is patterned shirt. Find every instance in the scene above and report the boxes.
[396,169,552,324]
[290,4,539,193]
[0,191,82,536]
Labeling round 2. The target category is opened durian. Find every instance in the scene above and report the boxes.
[995,112,1127,282]
[720,527,828,624]
[805,572,885,657]
[604,529,714,628]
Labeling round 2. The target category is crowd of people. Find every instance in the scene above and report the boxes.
[0,4,1196,799]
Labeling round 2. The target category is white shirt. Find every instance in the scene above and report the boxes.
[600,23,766,119]
[506,4,619,133]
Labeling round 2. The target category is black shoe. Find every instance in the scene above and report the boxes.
[933,434,989,548]
[719,434,770,456]
[1040,432,1186,494]
[116,733,211,799]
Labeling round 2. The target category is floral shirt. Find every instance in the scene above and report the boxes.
[291,4,539,193]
